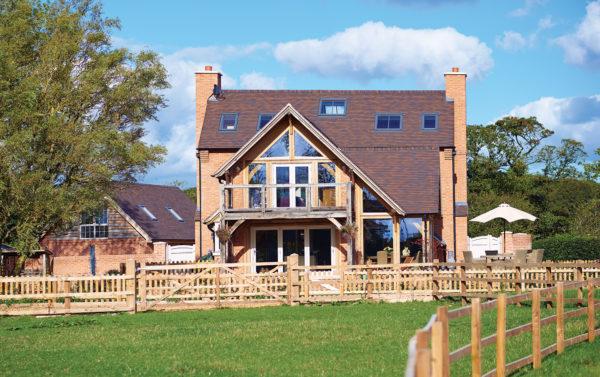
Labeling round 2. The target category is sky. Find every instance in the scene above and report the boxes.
[101,0,600,187]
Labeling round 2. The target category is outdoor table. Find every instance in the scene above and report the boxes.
[484,254,513,262]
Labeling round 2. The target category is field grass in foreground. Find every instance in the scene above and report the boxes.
[0,297,598,376]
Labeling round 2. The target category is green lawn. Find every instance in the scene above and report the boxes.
[0,298,597,376]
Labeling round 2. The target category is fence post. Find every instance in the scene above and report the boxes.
[433,259,440,300]
[215,264,221,309]
[486,264,493,295]
[460,264,467,306]
[496,294,506,377]
[416,329,431,377]
[436,306,450,377]
[576,264,583,307]
[431,321,444,377]
[515,265,522,307]
[338,263,346,299]
[532,289,541,369]
[471,298,482,377]
[287,254,299,305]
[139,262,147,311]
[63,280,71,311]
[545,265,553,309]
[588,279,595,343]
[366,260,374,300]
[125,259,136,313]
[556,282,564,354]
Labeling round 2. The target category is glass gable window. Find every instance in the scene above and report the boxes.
[257,113,275,130]
[248,163,266,208]
[375,114,402,131]
[363,219,393,259]
[80,209,108,239]
[219,113,238,132]
[318,162,336,207]
[422,114,438,130]
[362,187,387,213]
[319,99,346,116]
[294,132,322,157]
[262,132,289,158]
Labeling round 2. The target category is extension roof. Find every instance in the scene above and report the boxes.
[111,183,195,241]
[198,90,455,215]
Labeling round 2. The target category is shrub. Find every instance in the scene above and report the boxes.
[532,233,600,261]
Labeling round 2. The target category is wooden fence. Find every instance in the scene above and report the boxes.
[1,257,599,316]
[405,278,600,376]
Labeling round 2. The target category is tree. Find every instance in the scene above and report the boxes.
[0,0,168,268]
[538,138,587,179]
[583,148,600,182]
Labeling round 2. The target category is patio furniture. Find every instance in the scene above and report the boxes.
[527,249,544,264]
[514,249,528,264]
[463,250,484,264]
[484,253,513,262]
[485,250,498,256]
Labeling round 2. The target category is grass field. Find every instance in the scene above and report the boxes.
[0,298,598,376]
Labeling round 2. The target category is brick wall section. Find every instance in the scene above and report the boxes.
[40,238,167,276]
[444,70,468,259]
[501,232,532,255]
[439,148,456,259]
[195,69,222,257]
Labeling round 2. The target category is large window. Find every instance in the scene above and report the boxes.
[294,132,322,157]
[362,187,387,213]
[363,219,393,259]
[80,209,108,239]
[248,163,266,208]
[262,132,289,158]
[318,162,336,206]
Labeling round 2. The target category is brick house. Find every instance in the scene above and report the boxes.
[195,66,468,267]
[41,183,195,275]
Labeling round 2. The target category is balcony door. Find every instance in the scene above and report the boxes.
[273,164,311,208]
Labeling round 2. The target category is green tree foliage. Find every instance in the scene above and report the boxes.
[183,187,197,204]
[538,138,587,179]
[583,148,600,182]
[532,234,600,261]
[0,0,168,257]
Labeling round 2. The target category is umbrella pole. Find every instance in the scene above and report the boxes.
[503,220,506,254]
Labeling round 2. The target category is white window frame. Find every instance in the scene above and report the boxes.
[271,163,312,208]
[80,209,109,239]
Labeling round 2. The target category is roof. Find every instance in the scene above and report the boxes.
[111,183,195,241]
[199,90,455,215]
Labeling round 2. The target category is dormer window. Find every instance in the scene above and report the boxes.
[319,99,346,116]
[137,205,158,221]
[422,113,438,131]
[219,113,238,132]
[257,113,275,130]
[375,114,402,131]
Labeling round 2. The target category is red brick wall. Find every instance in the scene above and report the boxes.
[40,238,167,276]
[501,232,532,255]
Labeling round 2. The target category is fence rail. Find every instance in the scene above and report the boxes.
[1,258,599,316]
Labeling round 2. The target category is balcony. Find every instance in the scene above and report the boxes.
[219,182,352,221]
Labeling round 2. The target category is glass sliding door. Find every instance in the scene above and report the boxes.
[309,229,332,266]
[283,229,305,265]
[255,230,278,264]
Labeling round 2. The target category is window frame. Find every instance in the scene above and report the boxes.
[219,113,239,132]
[80,208,109,239]
[257,113,275,130]
[421,113,439,131]
[374,113,404,132]
[318,98,347,117]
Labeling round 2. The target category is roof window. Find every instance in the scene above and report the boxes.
[257,113,275,130]
[219,113,238,132]
[165,206,184,222]
[319,99,346,116]
[375,114,403,131]
[422,113,438,131]
[137,205,158,222]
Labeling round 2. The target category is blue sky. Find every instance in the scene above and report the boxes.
[102,0,600,187]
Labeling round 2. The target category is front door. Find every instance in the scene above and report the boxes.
[273,164,310,208]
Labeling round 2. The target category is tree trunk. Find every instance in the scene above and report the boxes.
[12,254,28,276]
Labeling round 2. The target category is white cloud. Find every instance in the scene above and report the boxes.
[537,15,555,30]
[506,95,600,153]
[170,42,272,62]
[509,0,547,17]
[240,72,285,89]
[273,21,493,88]
[495,31,527,52]
[554,1,600,68]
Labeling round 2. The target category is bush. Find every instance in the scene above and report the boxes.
[532,233,600,261]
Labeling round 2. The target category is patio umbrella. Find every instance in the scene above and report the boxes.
[469,203,537,254]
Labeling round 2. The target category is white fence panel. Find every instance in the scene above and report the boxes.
[468,235,501,259]
[167,245,195,263]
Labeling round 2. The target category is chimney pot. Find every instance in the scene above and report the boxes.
[205,65,213,72]
[452,67,459,72]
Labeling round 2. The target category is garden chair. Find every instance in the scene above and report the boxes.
[527,249,544,264]
[400,256,414,271]
[514,249,528,264]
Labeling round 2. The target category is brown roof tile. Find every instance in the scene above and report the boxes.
[112,183,195,241]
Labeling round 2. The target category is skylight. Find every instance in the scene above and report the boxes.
[165,206,184,222]
[319,99,346,116]
[137,205,158,221]
[219,113,238,132]
[257,113,275,130]
[375,114,403,131]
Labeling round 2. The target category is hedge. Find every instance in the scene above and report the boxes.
[532,233,600,261]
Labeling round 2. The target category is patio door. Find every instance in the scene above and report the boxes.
[273,164,310,208]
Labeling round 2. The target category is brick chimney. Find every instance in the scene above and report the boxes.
[444,67,468,258]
